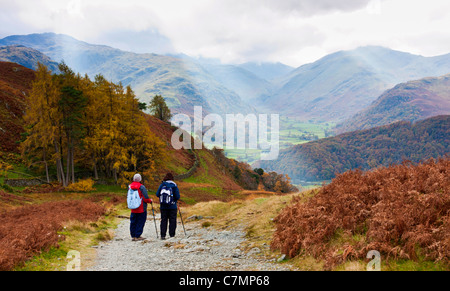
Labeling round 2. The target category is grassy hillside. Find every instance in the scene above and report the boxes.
[337,74,450,133]
[143,114,245,203]
[0,45,60,72]
[258,115,450,182]
[144,114,195,177]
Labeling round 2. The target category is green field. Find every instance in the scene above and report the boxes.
[217,118,336,164]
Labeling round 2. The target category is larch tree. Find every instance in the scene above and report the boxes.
[149,95,172,123]
[22,63,66,185]
[22,63,168,188]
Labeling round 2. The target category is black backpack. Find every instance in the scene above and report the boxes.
[159,185,175,206]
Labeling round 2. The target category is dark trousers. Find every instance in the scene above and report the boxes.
[160,209,177,238]
[130,212,147,238]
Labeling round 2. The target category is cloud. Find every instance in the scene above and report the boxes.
[95,29,176,55]
[253,0,373,15]
[0,1,35,37]
[1,0,450,67]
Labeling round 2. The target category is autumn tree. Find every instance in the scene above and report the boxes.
[22,63,65,184]
[22,64,168,188]
[149,95,172,122]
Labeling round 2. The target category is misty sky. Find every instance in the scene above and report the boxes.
[0,0,449,67]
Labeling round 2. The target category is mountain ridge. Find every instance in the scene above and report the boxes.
[0,45,60,72]
[260,46,450,122]
[2,33,450,125]
[0,33,256,116]
[336,73,450,133]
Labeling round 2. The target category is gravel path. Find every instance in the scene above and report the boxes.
[87,214,290,271]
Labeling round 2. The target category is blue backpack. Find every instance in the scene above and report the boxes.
[159,185,175,207]
[127,186,142,210]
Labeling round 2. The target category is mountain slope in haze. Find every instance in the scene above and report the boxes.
[0,33,254,116]
[4,34,450,124]
[0,62,35,153]
[257,115,450,182]
[337,74,450,133]
[199,62,274,103]
[0,33,123,74]
[238,62,294,82]
[0,45,60,72]
[263,46,450,122]
[162,54,291,108]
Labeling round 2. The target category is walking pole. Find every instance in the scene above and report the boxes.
[178,204,187,236]
[150,202,159,239]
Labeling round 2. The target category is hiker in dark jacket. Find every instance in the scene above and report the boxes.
[156,173,180,240]
[129,173,152,241]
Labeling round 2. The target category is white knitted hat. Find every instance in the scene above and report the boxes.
[133,173,142,182]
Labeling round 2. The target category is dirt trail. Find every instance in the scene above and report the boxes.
[87,214,290,271]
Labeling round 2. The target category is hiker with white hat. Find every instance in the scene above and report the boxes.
[128,173,153,241]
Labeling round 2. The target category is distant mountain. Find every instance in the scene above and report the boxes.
[261,46,450,122]
[199,62,274,103]
[0,33,254,116]
[3,34,450,123]
[0,45,59,72]
[0,62,35,153]
[257,115,450,182]
[337,74,450,133]
[175,55,289,107]
[237,62,294,82]
[0,33,123,74]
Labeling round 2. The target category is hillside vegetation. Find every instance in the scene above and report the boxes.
[0,191,127,271]
[272,158,450,270]
[258,115,450,182]
[0,62,34,153]
[0,60,296,197]
[0,198,104,270]
[337,74,450,133]
[21,62,169,187]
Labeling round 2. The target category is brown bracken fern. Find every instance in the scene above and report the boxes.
[271,158,450,269]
